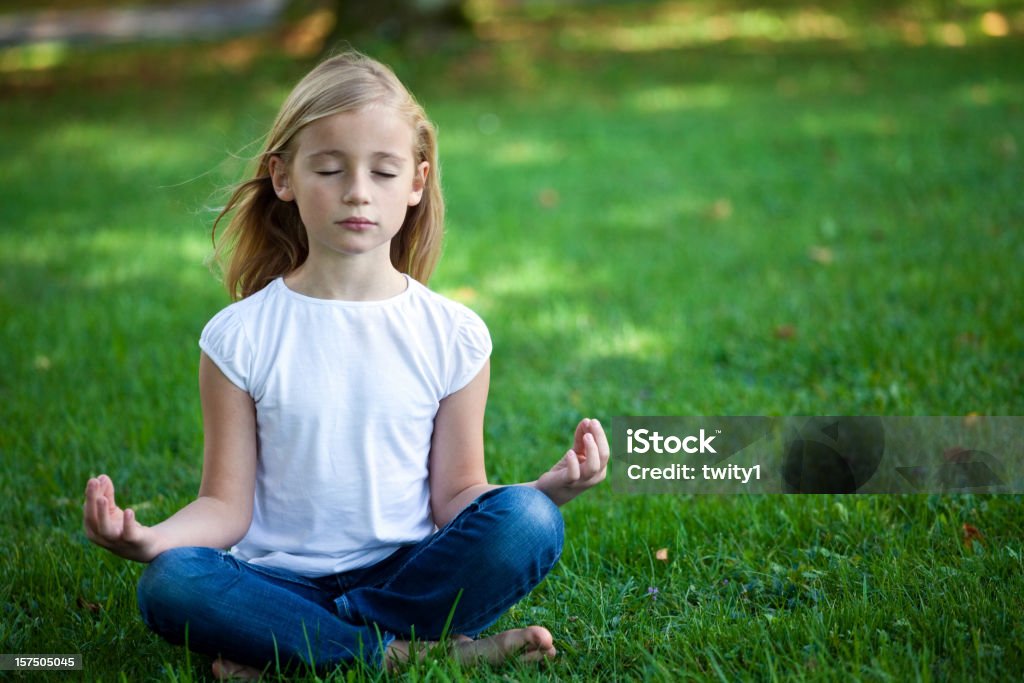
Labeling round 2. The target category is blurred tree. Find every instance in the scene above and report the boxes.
[323,0,470,45]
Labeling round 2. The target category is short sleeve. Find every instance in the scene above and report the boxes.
[445,307,492,396]
[199,307,253,393]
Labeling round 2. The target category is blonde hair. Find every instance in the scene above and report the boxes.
[212,51,444,300]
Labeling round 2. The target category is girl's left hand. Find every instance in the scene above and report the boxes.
[534,418,610,506]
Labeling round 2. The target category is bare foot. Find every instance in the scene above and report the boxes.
[453,626,557,664]
[212,657,262,680]
[386,626,556,670]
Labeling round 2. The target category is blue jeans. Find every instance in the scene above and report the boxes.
[136,486,563,671]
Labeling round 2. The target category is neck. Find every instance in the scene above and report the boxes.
[284,253,407,301]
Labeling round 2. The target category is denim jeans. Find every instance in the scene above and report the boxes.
[136,486,563,671]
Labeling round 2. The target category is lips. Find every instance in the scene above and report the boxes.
[337,217,376,229]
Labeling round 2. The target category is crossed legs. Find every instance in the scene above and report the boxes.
[136,486,563,676]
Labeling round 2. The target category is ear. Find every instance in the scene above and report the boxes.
[268,155,294,202]
[408,161,429,207]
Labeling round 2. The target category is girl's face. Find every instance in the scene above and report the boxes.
[269,106,428,269]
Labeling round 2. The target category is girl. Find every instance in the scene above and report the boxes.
[82,51,609,678]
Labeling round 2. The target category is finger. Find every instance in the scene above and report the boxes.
[590,418,611,466]
[83,481,100,534]
[563,449,581,484]
[122,508,139,542]
[100,475,117,511]
[93,496,110,538]
[82,497,98,540]
[85,481,107,533]
[95,495,120,540]
[82,485,98,539]
[581,433,601,478]
[573,418,590,455]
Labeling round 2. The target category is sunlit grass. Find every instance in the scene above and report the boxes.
[470,0,1024,51]
[624,83,734,113]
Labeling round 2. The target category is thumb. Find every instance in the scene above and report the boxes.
[122,508,142,541]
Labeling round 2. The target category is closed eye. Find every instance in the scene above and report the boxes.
[315,170,341,176]
[373,171,397,178]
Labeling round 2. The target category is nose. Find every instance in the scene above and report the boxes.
[343,171,371,205]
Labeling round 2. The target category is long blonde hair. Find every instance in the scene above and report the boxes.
[212,51,444,300]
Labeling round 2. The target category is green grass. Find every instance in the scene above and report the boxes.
[2,4,1023,681]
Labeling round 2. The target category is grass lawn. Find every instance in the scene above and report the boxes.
[1,3,1022,681]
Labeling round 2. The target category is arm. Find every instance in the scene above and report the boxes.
[83,352,258,563]
[428,361,498,528]
[427,360,611,526]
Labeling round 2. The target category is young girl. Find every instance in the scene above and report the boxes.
[82,51,609,678]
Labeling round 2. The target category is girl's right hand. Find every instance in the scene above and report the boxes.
[83,474,163,563]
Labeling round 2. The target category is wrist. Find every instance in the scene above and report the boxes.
[531,479,572,507]
[135,526,171,563]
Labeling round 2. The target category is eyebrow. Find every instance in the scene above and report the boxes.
[306,150,407,163]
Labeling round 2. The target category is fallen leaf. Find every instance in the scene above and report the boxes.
[808,246,834,265]
[77,597,101,614]
[537,188,560,208]
[655,548,669,561]
[962,523,984,547]
[773,324,797,340]
[705,198,733,221]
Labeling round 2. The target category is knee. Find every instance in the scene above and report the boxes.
[482,486,564,559]
[138,547,221,598]
[137,547,228,635]
[506,485,564,538]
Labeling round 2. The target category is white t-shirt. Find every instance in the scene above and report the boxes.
[198,275,491,577]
